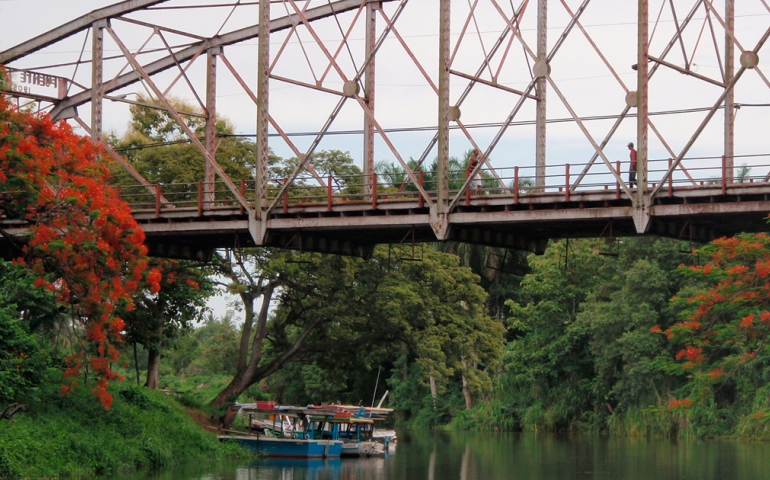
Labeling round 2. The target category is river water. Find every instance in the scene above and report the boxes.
[124,432,770,480]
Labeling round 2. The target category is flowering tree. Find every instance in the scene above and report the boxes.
[0,69,158,409]
[653,233,770,418]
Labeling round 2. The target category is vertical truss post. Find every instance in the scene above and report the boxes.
[535,0,548,190]
[363,2,377,196]
[205,47,220,204]
[436,0,451,218]
[254,0,271,243]
[91,20,106,141]
[724,0,735,182]
[635,0,651,233]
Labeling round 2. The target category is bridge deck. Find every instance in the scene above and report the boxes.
[127,179,770,259]
[4,163,770,260]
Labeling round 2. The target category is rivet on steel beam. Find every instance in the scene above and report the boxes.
[343,80,360,97]
[625,91,637,108]
[533,61,550,78]
[448,106,461,121]
[740,51,759,69]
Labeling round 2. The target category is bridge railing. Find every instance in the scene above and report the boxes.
[114,154,770,214]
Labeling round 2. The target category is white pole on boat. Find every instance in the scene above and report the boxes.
[370,366,382,410]
[377,390,389,408]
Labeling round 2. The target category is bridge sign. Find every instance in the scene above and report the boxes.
[2,68,67,101]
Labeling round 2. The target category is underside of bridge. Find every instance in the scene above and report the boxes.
[122,185,770,261]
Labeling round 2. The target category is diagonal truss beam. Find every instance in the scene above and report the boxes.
[650,23,770,199]
[44,0,395,120]
[397,0,529,193]
[0,0,170,64]
[571,0,705,190]
[106,26,253,213]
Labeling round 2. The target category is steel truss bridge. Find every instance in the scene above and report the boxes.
[2,0,770,259]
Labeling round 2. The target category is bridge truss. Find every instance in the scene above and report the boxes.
[2,0,770,258]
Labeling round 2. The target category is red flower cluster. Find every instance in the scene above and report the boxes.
[667,398,694,410]
[0,71,160,409]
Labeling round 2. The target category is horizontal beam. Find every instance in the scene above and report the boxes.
[0,0,170,64]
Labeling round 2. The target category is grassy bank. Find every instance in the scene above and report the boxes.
[0,380,247,479]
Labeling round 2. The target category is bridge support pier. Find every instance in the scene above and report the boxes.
[249,214,268,246]
[429,209,451,241]
[633,199,651,234]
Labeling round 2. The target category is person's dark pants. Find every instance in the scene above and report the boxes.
[628,169,636,188]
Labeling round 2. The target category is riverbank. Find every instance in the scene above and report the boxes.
[0,381,247,479]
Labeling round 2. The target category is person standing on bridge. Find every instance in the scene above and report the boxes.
[627,142,637,188]
[466,149,482,195]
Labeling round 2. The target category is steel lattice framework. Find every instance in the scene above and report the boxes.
[2,0,770,258]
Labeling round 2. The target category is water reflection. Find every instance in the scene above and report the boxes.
[123,431,770,480]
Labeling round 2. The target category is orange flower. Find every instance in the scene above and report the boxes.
[707,368,724,381]
[740,314,755,329]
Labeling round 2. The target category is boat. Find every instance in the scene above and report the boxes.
[308,404,395,457]
[219,403,395,458]
[219,404,343,458]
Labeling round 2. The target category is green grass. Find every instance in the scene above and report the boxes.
[0,377,248,479]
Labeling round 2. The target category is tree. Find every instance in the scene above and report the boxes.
[209,245,503,428]
[121,259,213,388]
[653,233,770,435]
[0,70,158,409]
[0,260,54,406]
[108,95,259,190]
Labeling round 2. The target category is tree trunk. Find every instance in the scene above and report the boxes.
[133,342,140,385]
[209,283,324,429]
[144,322,164,389]
[145,348,160,389]
[462,374,473,410]
[429,375,438,409]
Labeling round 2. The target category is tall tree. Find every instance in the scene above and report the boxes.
[209,246,503,427]
[121,259,213,388]
[0,71,157,409]
[654,233,770,435]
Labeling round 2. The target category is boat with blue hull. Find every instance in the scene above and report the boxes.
[222,435,342,458]
[219,403,344,458]
[219,403,394,458]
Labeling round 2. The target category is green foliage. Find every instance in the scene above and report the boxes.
[0,260,59,405]
[0,306,51,405]
[492,238,694,433]
[0,379,246,479]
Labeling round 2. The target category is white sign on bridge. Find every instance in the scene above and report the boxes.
[3,68,67,100]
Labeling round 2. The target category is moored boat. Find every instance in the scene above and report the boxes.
[219,403,395,458]
[221,434,342,458]
[219,404,343,458]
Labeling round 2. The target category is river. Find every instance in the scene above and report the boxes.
[122,431,770,480]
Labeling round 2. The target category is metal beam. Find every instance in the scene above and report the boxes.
[47,0,395,120]
[363,1,377,196]
[255,0,271,221]
[437,0,451,219]
[635,0,650,233]
[725,0,735,182]
[90,20,105,141]
[205,47,219,204]
[0,0,170,64]
[535,0,547,189]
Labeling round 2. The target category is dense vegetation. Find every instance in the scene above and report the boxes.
[0,381,244,478]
